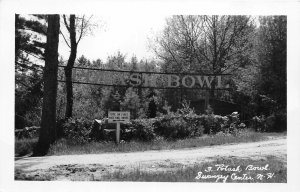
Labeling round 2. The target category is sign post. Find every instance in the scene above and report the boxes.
[108,111,130,144]
[116,122,120,144]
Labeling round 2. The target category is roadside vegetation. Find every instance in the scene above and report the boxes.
[15,138,38,157]
[47,131,284,156]
[15,103,286,156]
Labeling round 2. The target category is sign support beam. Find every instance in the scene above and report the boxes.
[116,122,120,144]
[205,90,210,110]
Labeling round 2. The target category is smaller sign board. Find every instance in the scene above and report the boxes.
[108,111,130,123]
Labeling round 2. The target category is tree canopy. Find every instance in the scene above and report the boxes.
[15,15,47,129]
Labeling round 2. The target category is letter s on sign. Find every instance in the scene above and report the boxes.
[130,74,141,86]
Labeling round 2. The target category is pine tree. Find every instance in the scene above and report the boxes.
[15,14,47,129]
[33,14,60,156]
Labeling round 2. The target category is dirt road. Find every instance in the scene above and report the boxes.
[15,137,286,180]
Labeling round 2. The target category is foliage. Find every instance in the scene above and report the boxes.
[15,14,46,65]
[61,15,99,119]
[232,16,286,125]
[256,16,286,111]
[120,88,141,119]
[15,138,38,156]
[82,113,243,142]
[152,15,255,109]
[250,110,286,132]
[147,94,157,118]
[155,100,244,137]
[89,121,108,141]
[48,129,278,156]
[15,14,46,129]
[124,119,156,142]
[154,116,188,139]
[238,16,287,128]
[15,127,40,139]
[56,53,163,121]
[154,16,255,73]
[153,101,202,139]
[62,118,93,144]
[72,109,271,144]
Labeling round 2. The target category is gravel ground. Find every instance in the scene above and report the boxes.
[15,136,286,181]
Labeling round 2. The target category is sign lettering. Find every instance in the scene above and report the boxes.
[58,67,231,90]
[108,111,130,123]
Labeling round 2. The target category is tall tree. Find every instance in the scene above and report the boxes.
[256,16,287,113]
[33,15,60,156]
[153,15,255,109]
[61,15,95,119]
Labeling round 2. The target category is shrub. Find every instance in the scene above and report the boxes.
[202,114,222,134]
[223,112,243,135]
[126,119,156,141]
[153,115,202,140]
[89,118,156,142]
[273,111,287,132]
[177,100,195,115]
[198,112,244,135]
[153,100,205,139]
[89,120,106,141]
[89,119,117,141]
[182,114,205,137]
[250,111,286,132]
[62,117,93,144]
[57,111,247,144]
[15,138,38,156]
[251,115,264,132]
[153,111,245,139]
[167,117,190,139]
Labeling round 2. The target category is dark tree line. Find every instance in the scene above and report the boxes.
[256,16,286,113]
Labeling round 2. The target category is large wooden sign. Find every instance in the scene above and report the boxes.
[58,66,231,90]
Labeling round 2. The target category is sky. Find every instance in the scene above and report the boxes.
[59,14,169,63]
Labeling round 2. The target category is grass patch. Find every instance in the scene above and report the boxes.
[15,137,38,157]
[15,169,53,181]
[48,130,284,156]
[99,156,286,182]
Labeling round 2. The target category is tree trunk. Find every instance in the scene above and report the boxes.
[65,15,77,119]
[64,65,74,119]
[33,15,60,156]
[210,80,216,110]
